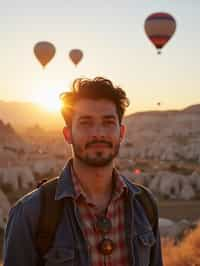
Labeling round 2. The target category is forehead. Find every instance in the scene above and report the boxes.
[73,98,118,119]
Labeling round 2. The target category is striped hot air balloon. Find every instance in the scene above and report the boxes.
[144,12,176,54]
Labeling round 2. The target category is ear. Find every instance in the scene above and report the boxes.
[120,124,126,143]
[63,126,72,144]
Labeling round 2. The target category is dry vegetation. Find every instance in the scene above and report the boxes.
[162,223,200,266]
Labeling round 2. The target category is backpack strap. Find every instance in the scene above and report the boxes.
[135,183,158,231]
[35,177,64,257]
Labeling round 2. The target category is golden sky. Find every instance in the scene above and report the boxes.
[0,0,200,114]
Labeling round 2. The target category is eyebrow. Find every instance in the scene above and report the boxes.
[78,116,92,121]
[78,115,117,120]
[103,115,116,120]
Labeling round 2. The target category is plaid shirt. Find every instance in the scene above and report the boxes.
[71,165,129,266]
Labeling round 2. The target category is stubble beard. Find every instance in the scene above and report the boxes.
[71,139,120,167]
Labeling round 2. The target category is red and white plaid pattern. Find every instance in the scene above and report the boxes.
[71,165,129,266]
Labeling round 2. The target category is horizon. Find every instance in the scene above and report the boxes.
[1,100,200,137]
[1,98,200,115]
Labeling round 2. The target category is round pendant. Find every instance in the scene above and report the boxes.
[98,238,115,255]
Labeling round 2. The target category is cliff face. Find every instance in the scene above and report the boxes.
[122,104,200,162]
[0,119,33,167]
[0,119,24,147]
[125,104,200,135]
[1,102,200,163]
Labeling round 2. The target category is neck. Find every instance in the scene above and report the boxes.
[72,158,115,212]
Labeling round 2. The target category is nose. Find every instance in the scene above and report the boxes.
[90,124,106,139]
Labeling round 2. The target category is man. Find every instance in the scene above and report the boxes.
[3,77,163,265]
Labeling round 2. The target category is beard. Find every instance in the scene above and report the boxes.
[71,138,120,167]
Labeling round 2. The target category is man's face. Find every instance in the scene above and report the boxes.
[63,98,125,167]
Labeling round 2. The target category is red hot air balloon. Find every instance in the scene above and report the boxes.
[69,49,83,66]
[133,168,141,175]
[34,41,56,67]
[144,12,176,54]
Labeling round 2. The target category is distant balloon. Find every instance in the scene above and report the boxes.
[34,42,56,67]
[144,12,176,54]
[69,49,83,66]
[133,168,141,175]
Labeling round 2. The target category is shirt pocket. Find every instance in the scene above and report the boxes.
[44,248,75,266]
[134,230,156,266]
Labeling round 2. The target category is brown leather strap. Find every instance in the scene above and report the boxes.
[35,177,64,256]
[136,184,158,231]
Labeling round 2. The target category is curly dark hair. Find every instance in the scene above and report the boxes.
[60,77,130,126]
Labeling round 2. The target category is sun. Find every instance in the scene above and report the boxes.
[38,94,61,112]
[31,80,70,113]
[40,97,61,112]
[33,88,63,113]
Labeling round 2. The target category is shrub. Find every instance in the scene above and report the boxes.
[162,223,200,266]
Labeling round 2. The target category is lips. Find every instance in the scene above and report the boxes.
[86,142,112,149]
[89,144,109,148]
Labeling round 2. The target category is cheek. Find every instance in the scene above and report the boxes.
[72,126,83,138]
[71,129,88,146]
[111,130,121,140]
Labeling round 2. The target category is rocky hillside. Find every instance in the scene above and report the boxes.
[0,104,200,229]
[114,104,200,202]
[0,120,26,147]
[121,104,200,162]
[0,120,33,167]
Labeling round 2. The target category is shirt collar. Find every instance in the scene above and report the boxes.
[112,168,128,201]
[55,159,140,201]
[55,159,76,200]
[70,164,88,201]
[70,161,128,203]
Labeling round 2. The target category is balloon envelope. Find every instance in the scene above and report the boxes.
[34,42,56,67]
[133,168,141,175]
[69,49,83,66]
[144,12,176,52]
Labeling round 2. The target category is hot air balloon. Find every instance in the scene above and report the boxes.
[133,168,141,175]
[34,41,56,67]
[69,49,83,66]
[144,12,176,54]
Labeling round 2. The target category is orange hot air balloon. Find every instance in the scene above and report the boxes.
[34,41,56,67]
[69,49,83,66]
[144,12,176,54]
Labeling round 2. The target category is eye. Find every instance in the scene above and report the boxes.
[104,120,116,126]
[79,120,91,126]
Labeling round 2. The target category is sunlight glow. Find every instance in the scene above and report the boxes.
[32,87,63,113]
[37,91,61,112]
[30,80,70,113]
[38,96,61,112]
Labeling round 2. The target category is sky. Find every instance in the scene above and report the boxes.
[0,0,200,114]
